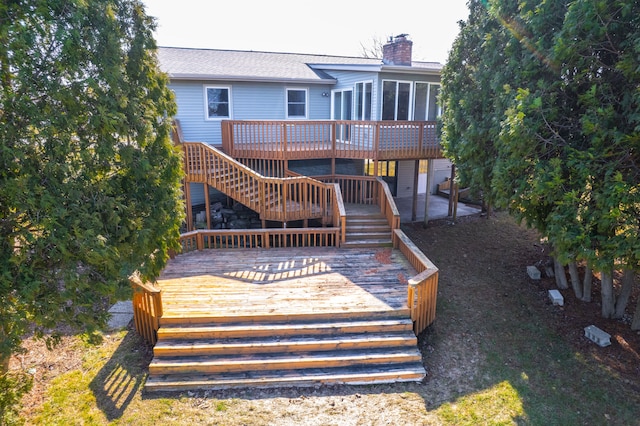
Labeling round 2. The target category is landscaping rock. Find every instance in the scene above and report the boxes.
[548,289,564,306]
[527,265,541,280]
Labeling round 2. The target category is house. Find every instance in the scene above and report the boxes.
[132,36,446,391]
[157,35,453,228]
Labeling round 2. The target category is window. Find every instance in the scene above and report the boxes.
[427,84,441,120]
[354,81,372,120]
[414,82,442,120]
[286,88,307,118]
[332,89,352,120]
[382,80,412,120]
[204,86,231,120]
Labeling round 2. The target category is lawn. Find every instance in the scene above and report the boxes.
[11,212,640,425]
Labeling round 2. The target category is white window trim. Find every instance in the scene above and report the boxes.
[285,87,308,119]
[204,85,232,121]
[381,79,414,121]
[354,80,373,121]
[331,88,353,120]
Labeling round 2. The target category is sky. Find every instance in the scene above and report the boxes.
[142,0,470,65]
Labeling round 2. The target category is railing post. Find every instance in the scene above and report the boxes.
[419,122,424,156]
[283,181,288,221]
[282,123,288,159]
[197,231,204,250]
[331,121,337,158]
[373,122,380,161]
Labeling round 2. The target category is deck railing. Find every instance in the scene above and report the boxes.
[182,142,334,223]
[392,229,439,334]
[130,274,162,345]
[314,175,378,205]
[377,177,401,231]
[179,227,341,251]
[315,175,400,232]
[222,120,442,161]
[329,183,347,244]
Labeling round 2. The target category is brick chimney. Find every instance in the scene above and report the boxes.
[382,34,413,66]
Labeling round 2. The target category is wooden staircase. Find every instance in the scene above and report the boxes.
[342,213,393,248]
[182,142,331,224]
[145,310,425,391]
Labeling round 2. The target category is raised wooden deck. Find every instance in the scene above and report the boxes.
[145,246,427,391]
[159,246,414,319]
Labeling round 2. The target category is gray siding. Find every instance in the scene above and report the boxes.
[170,80,333,145]
[324,70,380,119]
[170,80,221,145]
[396,160,416,198]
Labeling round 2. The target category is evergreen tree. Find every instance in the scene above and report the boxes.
[0,0,184,369]
[443,0,639,321]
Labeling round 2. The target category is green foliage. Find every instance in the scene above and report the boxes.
[0,0,183,361]
[441,0,505,209]
[0,370,33,425]
[442,0,640,279]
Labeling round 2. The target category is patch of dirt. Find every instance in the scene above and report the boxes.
[11,334,86,413]
[407,212,640,394]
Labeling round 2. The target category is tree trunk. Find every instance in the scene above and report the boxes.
[582,265,592,302]
[632,293,640,331]
[600,270,615,318]
[613,269,634,319]
[485,201,493,218]
[554,258,569,289]
[568,262,583,300]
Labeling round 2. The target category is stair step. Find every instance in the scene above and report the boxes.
[149,347,423,375]
[145,364,426,392]
[345,232,391,240]
[159,309,410,326]
[345,225,391,233]
[342,239,393,248]
[346,217,388,224]
[157,318,413,340]
[154,332,417,356]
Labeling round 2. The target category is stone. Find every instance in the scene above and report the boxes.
[584,325,611,347]
[107,301,133,330]
[544,266,555,278]
[548,289,564,306]
[527,265,541,280]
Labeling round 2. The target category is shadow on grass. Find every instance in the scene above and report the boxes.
[88,328,152,421]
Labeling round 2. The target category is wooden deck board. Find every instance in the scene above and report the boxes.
[157,247,416,319]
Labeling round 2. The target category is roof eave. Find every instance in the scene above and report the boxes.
[167,73,337,85]
[380,65,442,75]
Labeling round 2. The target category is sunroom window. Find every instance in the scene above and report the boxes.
[382,80,412,120]
[414,82,442,120]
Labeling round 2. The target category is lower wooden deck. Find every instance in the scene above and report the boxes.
[157,247,417,320]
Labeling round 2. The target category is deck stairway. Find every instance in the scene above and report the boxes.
[145,310,425,391]
[182,142,331,224]
[342,205,393,248]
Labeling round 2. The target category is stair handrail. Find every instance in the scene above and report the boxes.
[376,177,401,230]
[182,141,337,223]
[392,229,439,335]
[329,183,347,244]
[130,273,162,345]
